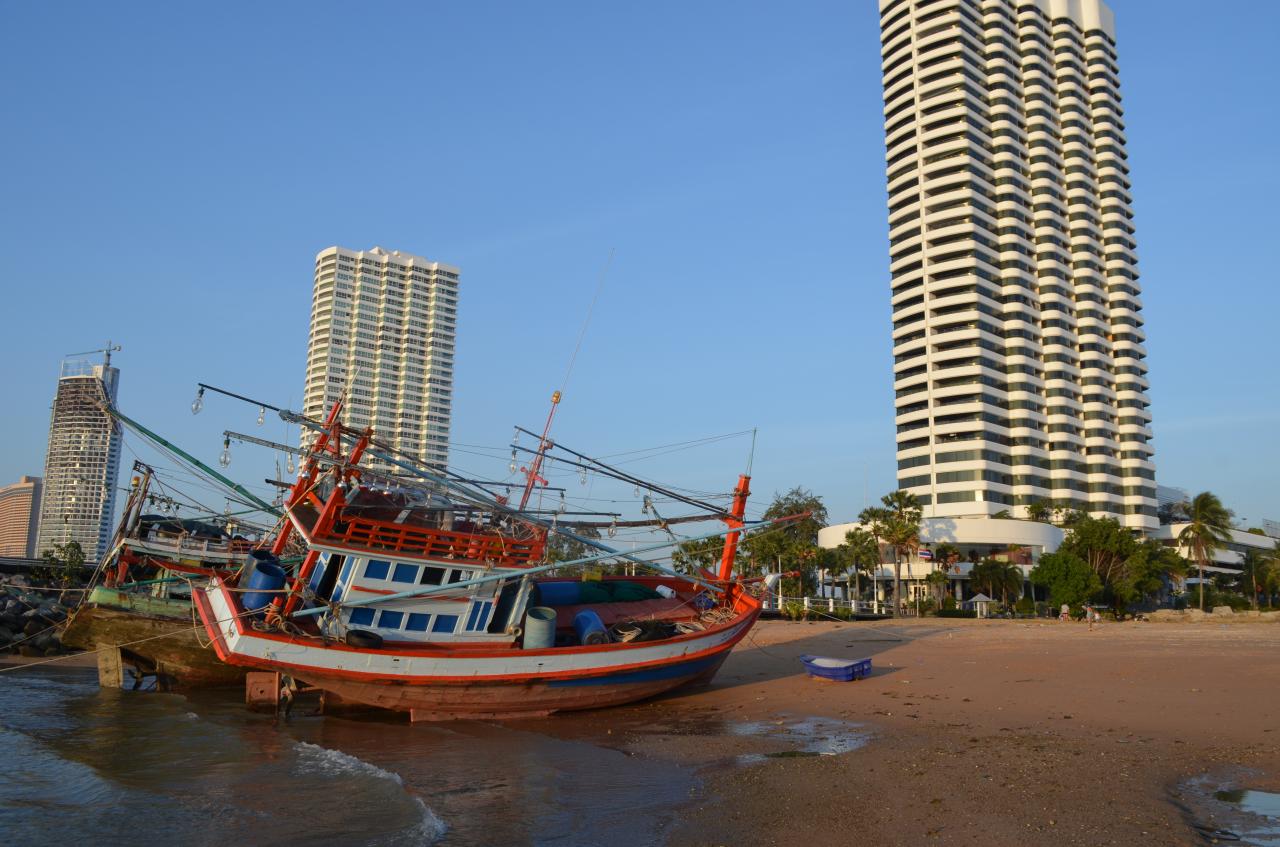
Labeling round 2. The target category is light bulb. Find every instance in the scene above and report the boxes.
[642,495,653,516]
[579,467,588,486]
[509,448,518,475]
[633,485,642,497]
[219,437,231,468]
[558,492,567,514]
[191,387,204,415]
[257,406,266,426]
[286,454,295,474]
[608,518,617,538]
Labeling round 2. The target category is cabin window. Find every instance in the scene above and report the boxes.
[464,601,492,632]
[364,559,390,580]
[392,563,418,584]
[348,608,375,626]
[377,610,404,629]
[406,613,431,632]
[419,566,446,586]
[432,614,458,634]
[448,569,469,584]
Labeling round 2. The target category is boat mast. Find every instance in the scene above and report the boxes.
[518,390,561,511]
[717,474,751,582]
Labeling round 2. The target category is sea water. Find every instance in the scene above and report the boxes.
[0,666,698,846]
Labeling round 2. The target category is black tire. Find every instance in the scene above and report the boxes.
[345,629,383,650]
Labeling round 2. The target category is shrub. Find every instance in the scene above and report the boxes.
[1015,597,1035,615]
[936,609,977,619]
[942,595,958,611]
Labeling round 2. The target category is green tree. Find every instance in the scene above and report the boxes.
[1026,500,1052,524]
[1176,492,1233,611]
[671,534,728,576]
[1112,539,1185,611]
[969,558,1023,606]
[37,540,86,587]
[1263,542,1280,608]
[1030,551,1102,608]
[1239,549,1272,611]
[743,487,828,595]
[546,526,602,568]
[839,527,880,604]
[879,490,922,615]
[1058,515,1140,588]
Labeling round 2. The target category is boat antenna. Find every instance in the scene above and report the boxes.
[560,247,614,395]
[517,248,614,512]
[746,427,757,476]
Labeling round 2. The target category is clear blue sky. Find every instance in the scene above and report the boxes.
[1,1,1276,528]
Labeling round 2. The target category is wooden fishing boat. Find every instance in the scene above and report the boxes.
[194,397,773,720]
[62,585,247,689]
[61,464,264,689]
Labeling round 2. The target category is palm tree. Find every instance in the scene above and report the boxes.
[933,541,960,603]
[1240,550,1266,611]
[1176,492,1233,611]
[1026,500,1051,524]
[881,490,923,616]
[858,505,889,609]
[842,528,880,607]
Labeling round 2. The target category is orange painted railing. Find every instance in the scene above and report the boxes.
[319,517,545,568]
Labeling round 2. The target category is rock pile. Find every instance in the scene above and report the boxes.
[0,578,80,657]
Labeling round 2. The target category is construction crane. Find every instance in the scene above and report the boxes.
[66,341,121,366]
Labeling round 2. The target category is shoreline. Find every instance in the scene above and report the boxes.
[0,650,98,669]
[605,618,1280,846]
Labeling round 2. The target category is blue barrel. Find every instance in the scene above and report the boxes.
[243,559,287,613]
[537,581,581,607]
[522,606,556,650]
[573,609,609,645]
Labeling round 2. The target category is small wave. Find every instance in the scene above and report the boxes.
[293,742,447,843]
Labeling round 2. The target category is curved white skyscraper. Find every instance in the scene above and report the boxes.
[879,0,1156,530]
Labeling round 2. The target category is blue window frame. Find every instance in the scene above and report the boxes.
[348,608,375,627]
[377,610,404,629]
[432,614,458,634]
[364,559,390,580]
[465,601,492,632]
[406,613,431,632]
[307,556,327,591]
[392,563,418,584]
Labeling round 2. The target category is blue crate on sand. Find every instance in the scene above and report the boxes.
[799,655,872,682]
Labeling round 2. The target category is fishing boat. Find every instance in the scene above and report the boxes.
[61,463,270,689]
[194,396,774,720]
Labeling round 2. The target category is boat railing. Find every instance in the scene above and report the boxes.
[323,517,545,567]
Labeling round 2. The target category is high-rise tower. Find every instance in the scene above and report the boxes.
[36,356,123,562]
[304,246,459,473]
[879,0,1155,530]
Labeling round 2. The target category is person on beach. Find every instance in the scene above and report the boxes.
[1085,603,1095,631]
[1059,603,1070,622]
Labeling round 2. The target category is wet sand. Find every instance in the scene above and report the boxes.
[642,617,1280,846]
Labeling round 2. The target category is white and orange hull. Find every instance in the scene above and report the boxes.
[194,579,759,720]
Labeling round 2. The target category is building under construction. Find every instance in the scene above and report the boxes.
[35,352,123,564]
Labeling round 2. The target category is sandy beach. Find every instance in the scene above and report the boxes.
[599,617,1280,846]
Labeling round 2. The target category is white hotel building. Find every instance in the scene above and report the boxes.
[878,0,1156,531]
[304,246,459,474]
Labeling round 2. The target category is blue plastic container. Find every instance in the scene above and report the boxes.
[537,581,581,607]
[798,655,872,682]
[243,558,287,613]
[522,606,556,650]
[572,609,609,645]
